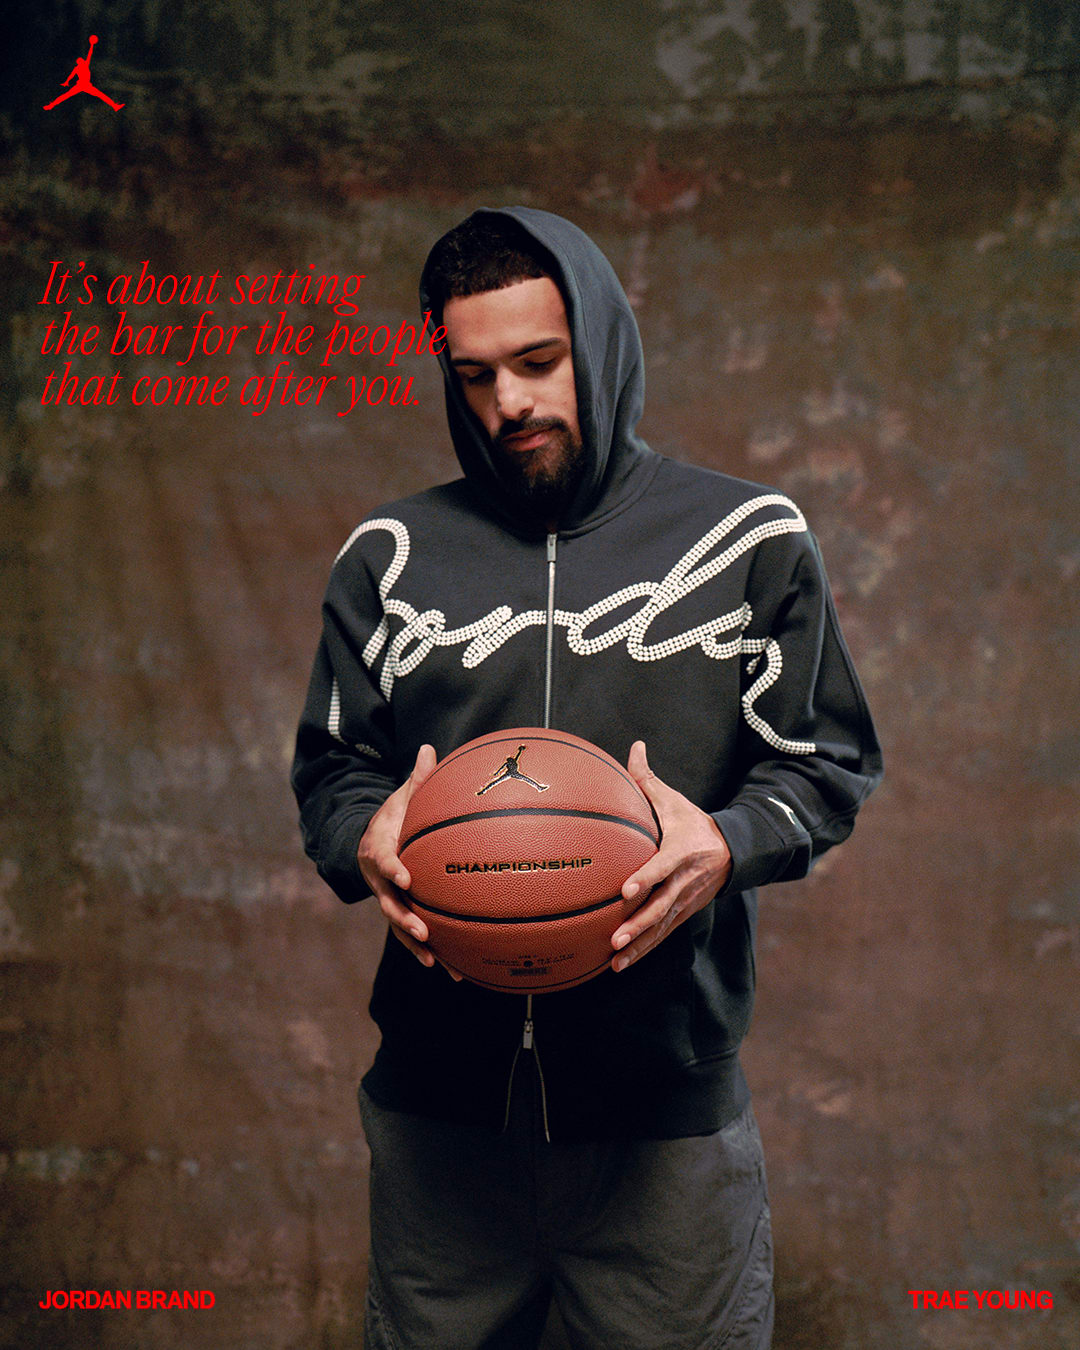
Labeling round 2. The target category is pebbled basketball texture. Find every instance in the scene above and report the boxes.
[398,728,660,993]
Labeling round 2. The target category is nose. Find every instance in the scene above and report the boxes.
[494,370,534,424]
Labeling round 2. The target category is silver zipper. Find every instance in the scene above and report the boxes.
[543,532,557,730]
[537,537,557,1141]
[504,539,559,1142]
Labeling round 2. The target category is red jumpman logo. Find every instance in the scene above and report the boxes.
[44,35,125,112]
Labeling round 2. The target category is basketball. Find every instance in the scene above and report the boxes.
[397,728,660,993]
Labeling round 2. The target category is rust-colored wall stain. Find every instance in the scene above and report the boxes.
[2,4,1078,1348]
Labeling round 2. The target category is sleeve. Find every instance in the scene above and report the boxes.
[711,530,883,894]
[290,535,402,905]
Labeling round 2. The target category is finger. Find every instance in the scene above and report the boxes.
[613,890,691,971]
[381,745,438,886]
[407,743,438,794]
[626,740,672,822]
[366,844,412,894]
[612,876,680,951]
[390,922,436,968]
[627,739,682,817]
[627,739,648,782]
[385,908,462,982]
[621,844,677,901]
[360,838,412,896]
[378,890,429,946]
[624,741,661,902]
[612,924,665,973]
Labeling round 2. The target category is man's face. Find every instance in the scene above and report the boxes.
[443,277,584,522]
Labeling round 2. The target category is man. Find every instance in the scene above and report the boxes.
[292,208,882,1349]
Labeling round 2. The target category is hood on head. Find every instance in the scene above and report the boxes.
[419,206,652,535]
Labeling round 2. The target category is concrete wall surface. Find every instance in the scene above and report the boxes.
[2,3,1079,1348]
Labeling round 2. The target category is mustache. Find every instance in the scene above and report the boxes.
[495,417,567,446]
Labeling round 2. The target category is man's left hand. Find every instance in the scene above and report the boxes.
[611,741,733,973]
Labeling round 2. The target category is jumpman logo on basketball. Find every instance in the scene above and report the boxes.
[476,746,550,796]
[44,35,125,112]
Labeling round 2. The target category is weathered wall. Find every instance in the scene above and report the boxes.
[2,3,1079,1348]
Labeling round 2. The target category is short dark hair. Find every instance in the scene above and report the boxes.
[424,214,559,317]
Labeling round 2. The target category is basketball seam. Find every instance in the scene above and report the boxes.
[407,892,628,925]
[469,955,613,994]
[399,806,659,854]
[424,732,646,799]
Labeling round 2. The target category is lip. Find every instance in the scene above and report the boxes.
[500,429,552,453]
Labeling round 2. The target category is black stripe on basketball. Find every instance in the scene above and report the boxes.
[399,805,659,855]
[468,955,613,995]
[408,892,625,925]
[429,731,646,799]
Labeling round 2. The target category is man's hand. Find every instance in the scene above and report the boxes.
[611,741,733,973]
[357,744,462,980]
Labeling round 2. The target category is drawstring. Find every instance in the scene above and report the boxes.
[502,993,552,1142]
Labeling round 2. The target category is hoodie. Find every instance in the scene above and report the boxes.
[292,207,882,1140]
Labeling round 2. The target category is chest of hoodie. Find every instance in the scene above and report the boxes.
[375,482,767,808]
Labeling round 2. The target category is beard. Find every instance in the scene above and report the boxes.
[490,417,586,523]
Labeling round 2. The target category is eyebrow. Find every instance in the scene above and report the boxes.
[450,337,567,368]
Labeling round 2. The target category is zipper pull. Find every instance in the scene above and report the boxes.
[511,994,551,1140]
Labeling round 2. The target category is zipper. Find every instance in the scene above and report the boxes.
[536,535,558,1139]
[502,993,552,1142]
[543,532,557,730]
[504,537,559,1142]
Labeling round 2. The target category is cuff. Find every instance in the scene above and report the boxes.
[711,797,807,895]
[318,810,377,904]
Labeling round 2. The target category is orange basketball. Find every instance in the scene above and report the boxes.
[398,728,660,993]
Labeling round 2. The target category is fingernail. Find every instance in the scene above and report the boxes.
[614,932,631,950]
[614,956,628,972]
[624,883,639,900]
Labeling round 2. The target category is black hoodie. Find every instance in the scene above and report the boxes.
[292,207,882,1140]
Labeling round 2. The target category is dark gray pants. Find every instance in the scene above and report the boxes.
[358,1070,774,1350]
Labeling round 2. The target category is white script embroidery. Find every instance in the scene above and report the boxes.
[330,495,816,756]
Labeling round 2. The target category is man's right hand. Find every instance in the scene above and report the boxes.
[357,744,462,980]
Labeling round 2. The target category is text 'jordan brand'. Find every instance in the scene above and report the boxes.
[44,36,125,112]
[476,747,550,796]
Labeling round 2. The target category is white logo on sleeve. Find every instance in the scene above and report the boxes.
[767,796,802,828]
